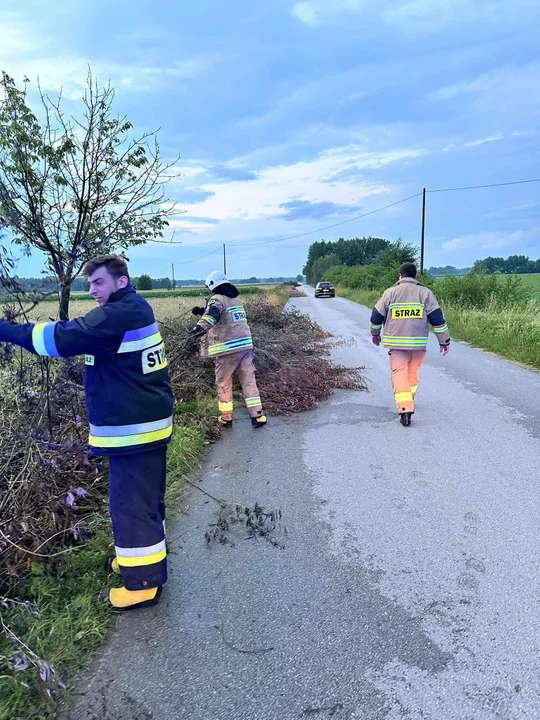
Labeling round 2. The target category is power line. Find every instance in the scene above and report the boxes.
[175,246,222,265]
[428,177,540,193]
[227,192,422,248]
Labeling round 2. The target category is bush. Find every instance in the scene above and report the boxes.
[435,272,530,309]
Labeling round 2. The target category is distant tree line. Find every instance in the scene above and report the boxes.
[0,274,302,295]
[427,266,471,276]
[472,255,540,275]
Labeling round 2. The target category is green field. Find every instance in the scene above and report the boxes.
[513,274,540,300]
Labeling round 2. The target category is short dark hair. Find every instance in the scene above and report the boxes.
[83,255,130,281]
[399,262,417,278]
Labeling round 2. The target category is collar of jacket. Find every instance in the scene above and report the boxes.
[108,285,136,304]
[395,277,422,286]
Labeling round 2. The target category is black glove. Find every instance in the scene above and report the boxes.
[191,306,205,316]
[185,325,206,347]
[188,325,206,337]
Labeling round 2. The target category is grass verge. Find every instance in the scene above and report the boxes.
[335,286,540,371]
[0,396,214,720]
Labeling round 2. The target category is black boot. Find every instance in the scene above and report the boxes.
[251,415,267,428]
[400,412,412,427]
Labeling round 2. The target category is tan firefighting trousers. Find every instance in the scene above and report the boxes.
[215,349,264,420]
[389,349,425,414]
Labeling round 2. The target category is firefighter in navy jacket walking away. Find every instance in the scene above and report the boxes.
[370,262,450,427]
[189,271,267,428]
[0,255,174,610]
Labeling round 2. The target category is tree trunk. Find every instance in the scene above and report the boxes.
[59,281,71,321]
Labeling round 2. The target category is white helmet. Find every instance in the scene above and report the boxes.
[205,270,229,291]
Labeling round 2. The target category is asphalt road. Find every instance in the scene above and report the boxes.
[68,287,540,720]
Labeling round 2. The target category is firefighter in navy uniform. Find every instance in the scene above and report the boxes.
[189,271,267,428]
[370,262,450,427]
[0,255,174,610]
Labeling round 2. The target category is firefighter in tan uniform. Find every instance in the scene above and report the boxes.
[188,271,267,428]
[370,263,450,426]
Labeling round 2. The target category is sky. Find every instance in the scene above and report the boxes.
[1,0,539,280]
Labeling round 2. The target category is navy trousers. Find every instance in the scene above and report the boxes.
[108,447,168,590]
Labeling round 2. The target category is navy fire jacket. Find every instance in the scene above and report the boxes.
[0,285,174,456]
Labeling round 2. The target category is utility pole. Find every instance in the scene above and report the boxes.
[171,263,175,289]
[420,188,426,275]
[223,243,227,275]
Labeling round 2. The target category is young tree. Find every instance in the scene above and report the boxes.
[375,238,418,268]
[137,273,153,290]
[0,71,177,319]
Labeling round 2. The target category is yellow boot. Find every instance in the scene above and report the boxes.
[99,585,162,611]
[105,556,121,575]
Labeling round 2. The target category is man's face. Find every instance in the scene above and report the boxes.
[88,266,128,306]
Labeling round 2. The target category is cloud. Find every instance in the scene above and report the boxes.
[430,62,540,119]
[177,216,220,224]
[431,73,501,101]
[178,188,216,204]
[442,230,528,251]
[291,0,364,26]
[292,0,539,33]
[278,199,361,221]
[167,142,425,233]
[464,134,504,148]
[0,11,213,99]
[209,166,258,182]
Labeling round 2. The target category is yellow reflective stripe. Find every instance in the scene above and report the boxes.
[118,332,162,354]
[89,424,172,449]
[389,302,424,307]
[117,548,167,568]
[245,396,261,407]
[395,392,413,402]
[385,336,428,340]
[384,336,428,345]
[218,401,234,411]
[32,322,61,356]
[433,324,449,333]
[411,385,418,394]
[208,337,253,355]
[201,315,216,326]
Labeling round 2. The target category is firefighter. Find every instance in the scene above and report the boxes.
[370,262,450,426]
[188,271,267,428]
[0,255,174,610]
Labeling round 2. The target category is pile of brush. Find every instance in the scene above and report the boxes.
[159,296,366,416]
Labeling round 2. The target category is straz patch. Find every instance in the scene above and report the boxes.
[85,355,95,366]
[391,305,424,320]
[229,307,247,323]
[142,342,168,374]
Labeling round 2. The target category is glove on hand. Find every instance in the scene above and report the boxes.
[191,306,205,316]
[371,334,381,347]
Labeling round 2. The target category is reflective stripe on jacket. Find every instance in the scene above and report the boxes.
[197,294,253,357]
[0,286,174,456]
[370,278,450,350]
